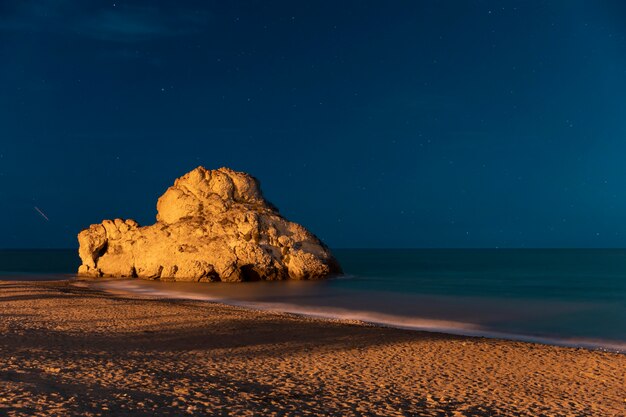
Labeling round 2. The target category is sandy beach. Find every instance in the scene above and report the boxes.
[0,281,624,417]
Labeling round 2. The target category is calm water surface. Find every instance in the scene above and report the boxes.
[1,249,625,351]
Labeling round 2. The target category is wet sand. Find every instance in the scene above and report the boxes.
[0,281,624,416]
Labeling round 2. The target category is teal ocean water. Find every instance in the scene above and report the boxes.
[0,249,80,280]
[1,249,625,351]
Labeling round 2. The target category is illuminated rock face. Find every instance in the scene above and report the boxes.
[77,167,341,282]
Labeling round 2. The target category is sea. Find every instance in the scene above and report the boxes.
[1,248,625,352]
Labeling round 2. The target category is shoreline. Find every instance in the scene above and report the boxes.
[5,276,626,354]
[1,280,625,416]
[93,278,626,354]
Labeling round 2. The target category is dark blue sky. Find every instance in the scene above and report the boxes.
[1,1,626,248]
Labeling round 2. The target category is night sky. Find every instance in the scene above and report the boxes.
[1,1,626,249]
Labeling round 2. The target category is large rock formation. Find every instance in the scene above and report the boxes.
[77,167,341,282]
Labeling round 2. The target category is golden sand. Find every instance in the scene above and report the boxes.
[0,281,624,416]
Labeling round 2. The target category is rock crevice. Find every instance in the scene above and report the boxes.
[77,167,341,282]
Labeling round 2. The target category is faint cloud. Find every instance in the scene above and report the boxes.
[85,9,172,40]
[78,6,210,42]
[0,0,70,31]
[0,1,210,42]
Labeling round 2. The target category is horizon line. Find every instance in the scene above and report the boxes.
[1,247,625,251]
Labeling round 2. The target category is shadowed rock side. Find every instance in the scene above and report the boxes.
[77,167,341,282]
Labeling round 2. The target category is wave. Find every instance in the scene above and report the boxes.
[93,280,626,354]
